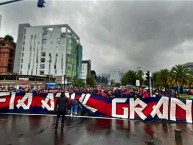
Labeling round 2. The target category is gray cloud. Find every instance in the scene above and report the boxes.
[1,0,193,74]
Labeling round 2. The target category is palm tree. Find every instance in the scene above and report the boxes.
[156,69,171,91]
[121,70,139,86]
[152,71,160,89]
[170,65,193,93]
[137,70,145,86]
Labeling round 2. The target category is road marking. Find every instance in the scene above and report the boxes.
[0,113,128,120]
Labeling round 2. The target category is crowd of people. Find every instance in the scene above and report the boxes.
[0,84,181,99]
[0,85,182,131]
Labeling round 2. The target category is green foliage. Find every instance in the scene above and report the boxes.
[170,65,193,86]
[114,82,121,87]
[72,77,85,87]
[121,70,140,86]
[170,65,193,93]
[153,69,171,91]
[123,64,193,92]
[147,65,193,92]
[4,35,14,42]
[86,75,95,87]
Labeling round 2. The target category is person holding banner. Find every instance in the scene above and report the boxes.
[55,92,69,130]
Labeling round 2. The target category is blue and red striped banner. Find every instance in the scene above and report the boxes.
[0,92,192,123]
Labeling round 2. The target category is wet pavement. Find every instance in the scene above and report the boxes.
[0,114,193,145]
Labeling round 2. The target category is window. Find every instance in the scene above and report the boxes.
[43,33,47,39]
[41,52,46,57]
[41,58,45,63]
[67,50,71,54]
[67,64,71,70]
[57,39,60,44]
[40,64,45,69]
[41,46,46,50]
[40,70,44,75]
[42,39,47,44]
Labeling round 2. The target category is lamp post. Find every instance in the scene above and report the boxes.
[48,53,51,89]
[63,75,66,89]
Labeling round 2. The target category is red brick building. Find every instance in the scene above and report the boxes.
[0,37,16,73]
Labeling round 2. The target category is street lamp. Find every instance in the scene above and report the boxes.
[48,53,51,89]
[63,75,66,89]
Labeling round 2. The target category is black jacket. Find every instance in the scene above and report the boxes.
[56,95,68,113]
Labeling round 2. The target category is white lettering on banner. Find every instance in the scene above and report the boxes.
[0,92,10,97]
[65,92,70,98]
[79,93,86,103]
[41,93,55,111]
[0,98,6,103]
[170,98,192,123]
[112,98,147,119]
[1,92,193,123]
[71,93,75,99]
[78,93,98,112]
[130,98,147,120]
[9,92,16,109]
[16,93,33,109]
[55,93,61,98]
[82,94,91,105]
[0,92,9,104]
[112,98,128,118]
[151,97,169,119]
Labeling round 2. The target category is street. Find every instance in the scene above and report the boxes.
[0,114,192,145]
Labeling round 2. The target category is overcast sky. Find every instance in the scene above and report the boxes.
[0,0,193,74]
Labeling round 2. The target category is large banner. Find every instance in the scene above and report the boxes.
[0,92,192,123]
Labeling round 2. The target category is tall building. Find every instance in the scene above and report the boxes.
[14,24,82,83]
[82,60,91,82]
[0,37,16,73]
[76,43,83,79]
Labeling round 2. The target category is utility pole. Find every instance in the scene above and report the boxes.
[149,71,152,97]
[48,53,51,89]
[145,71,152,97]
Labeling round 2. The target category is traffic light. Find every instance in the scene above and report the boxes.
[145,71,150,81]
[37,0,45,8]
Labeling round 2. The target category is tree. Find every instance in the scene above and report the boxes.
[170,65,193,93]
[156,69,171,91]
[86,75,95,87]
[114,82,121,87]
[4,35,14,42]
[137,70,145,86]
[152,71,160,89]
[72,77,85,87]
[121,70,139,86]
